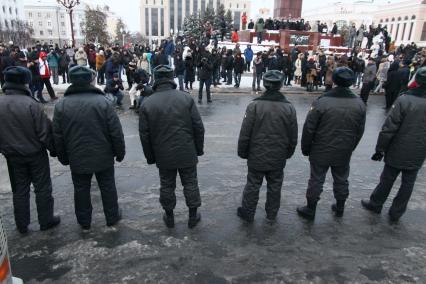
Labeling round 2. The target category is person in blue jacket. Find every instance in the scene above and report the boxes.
[244,45,254,72]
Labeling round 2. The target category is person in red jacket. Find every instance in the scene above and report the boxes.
[242,13,247,30]
[37,51,57,103]
[231,29,239,43]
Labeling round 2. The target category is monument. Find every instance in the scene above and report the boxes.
[274,0,303,18]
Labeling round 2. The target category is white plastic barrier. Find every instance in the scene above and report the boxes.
[0,217,23,284]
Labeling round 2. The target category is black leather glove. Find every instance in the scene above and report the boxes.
[147,159,155,165]
[371,152,384,161]
[302,150,310,157]
[116,156,124,162]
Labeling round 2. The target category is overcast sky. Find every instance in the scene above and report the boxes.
[91,0,391,32]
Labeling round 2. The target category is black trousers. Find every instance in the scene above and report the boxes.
[37,78,56,99]
[6,152,54,229]
[241,168,284,218]
[369,164,419,219]
[306,163,350,202]
[360,81,375,104]
[198,78,212,101]
[159,166,201,211]
[71,166,120,226]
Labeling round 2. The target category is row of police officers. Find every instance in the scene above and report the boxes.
[0,63,425,234]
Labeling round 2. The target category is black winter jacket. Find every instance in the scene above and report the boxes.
[0,83,55,157]
[301,87,366,166]
[139,82,205,169]
[53,85,125,174]
[238,90,298,171]
[376,87,426,170]
[234,57,245,74]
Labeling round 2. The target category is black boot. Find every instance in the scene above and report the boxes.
[40,215,61,231]
[188,208,201,229]
[297,200,317,220]
[163,210,175,228]
[361,199,382,214]
[129,100,136,109]
[237,207,254,223]
[106,208,122,227]
[331,200,346,217]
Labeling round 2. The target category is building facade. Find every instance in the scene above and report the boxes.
[24,0,120,47]
[0,0,26,34]
[373,0,426,47]
[140,0,250,40]
[274,0,302,19]
[302,1,378,31]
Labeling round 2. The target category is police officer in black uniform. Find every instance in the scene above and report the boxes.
[362,67,426,222]
[53,66,125,230]
[139,65,205,229]
[237,70,298,222]
[297,67,366,220]
[0,66,60,234]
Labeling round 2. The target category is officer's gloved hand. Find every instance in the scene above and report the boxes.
[371,152,384,161]
[147,159,155,165]
[197,151,204,157]
[50,151,57,158]
[116,156,124,162]
[302,150,310,157]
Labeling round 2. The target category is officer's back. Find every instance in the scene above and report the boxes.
[302,83,366,166]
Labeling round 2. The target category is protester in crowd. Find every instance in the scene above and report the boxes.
[96,50,106,85]
[105,73,124,107]
[233,52,245,88]
[198,50,213,103]
[184,51,195,90]
[374,57,390,93]
[360,57,377,104]
[252,51,264,92]
[384,61,401,109]
[362,67,426,222]
[37,51,58,103]
[47,49,59,85]
[244,45,254,72]
[139,65,205,229]
[75,47,88,66]
[174,53,185,91]
[294,53,303,85]
[237,70,298,223]
[225,49,234,85]
[255,18,265,44]
[298,67,366,220]
[0,66,60,235]
[53,66,125,230]
[58,49,70,84]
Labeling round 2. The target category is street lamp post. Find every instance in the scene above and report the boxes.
[57,0,80,47]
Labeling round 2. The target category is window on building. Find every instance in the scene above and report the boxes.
[40,30,44,35]
[395,23,399,40]
[229,3,231,8]
[160,8,164,36]
[421,22,426,41]
[237,4,239,8]
[47,21,51,26]
[48,30,53,36]
[397,17,401,21]
[401,22,406,40]
[152,8,158,36]
[404,16,408,20]
[193,0,198,15]
[15,8,18,15]
[385,18,388,22]
[412,15,416,20]
[29,21,33,27]
[391,17,395,22]
[178,0,182,29]
[11,20,14,29]
[2,6,5,13]
[38,12,41,17]
[390,24,393,34]
[201,0,206,16]
[408,22,414,41]
[170,0,175,31]
[61,30,66,36]
[234,11,241,30]
[4,20,8,28]
[153,0,155,4]
[39,21,42,26]
[46,13,51,18]
[244,4,246,8]
[145,8,149,35]
[161,0,163,4]
[9,7,12,14]
[29,12,32,18]
[146,0,148,4]
[185,0,190,20]
[61,13,64,18]
[61,21,65,27]
[380,19,383,23]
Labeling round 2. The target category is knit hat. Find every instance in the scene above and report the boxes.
[415,67,426,86]
[263,70,284,90]
[3,66,32,85]
[153,65,174,81]
[69,65,96,85]
[332,67,354,87]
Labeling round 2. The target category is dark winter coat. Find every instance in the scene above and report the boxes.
[184,57,195,82]
[397,65,410,92]
[384,62,401,96]
[234,57,245,74]
[376,87,426,170]
[52,84,125,174]
[0,83,55,157]
[105,79,124,94]
[174,58,185,76]
[139,82,205,169]
[301,87,366,166]
[198,56,213,80]
[238,90,298,171]
[225,53,234,70]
